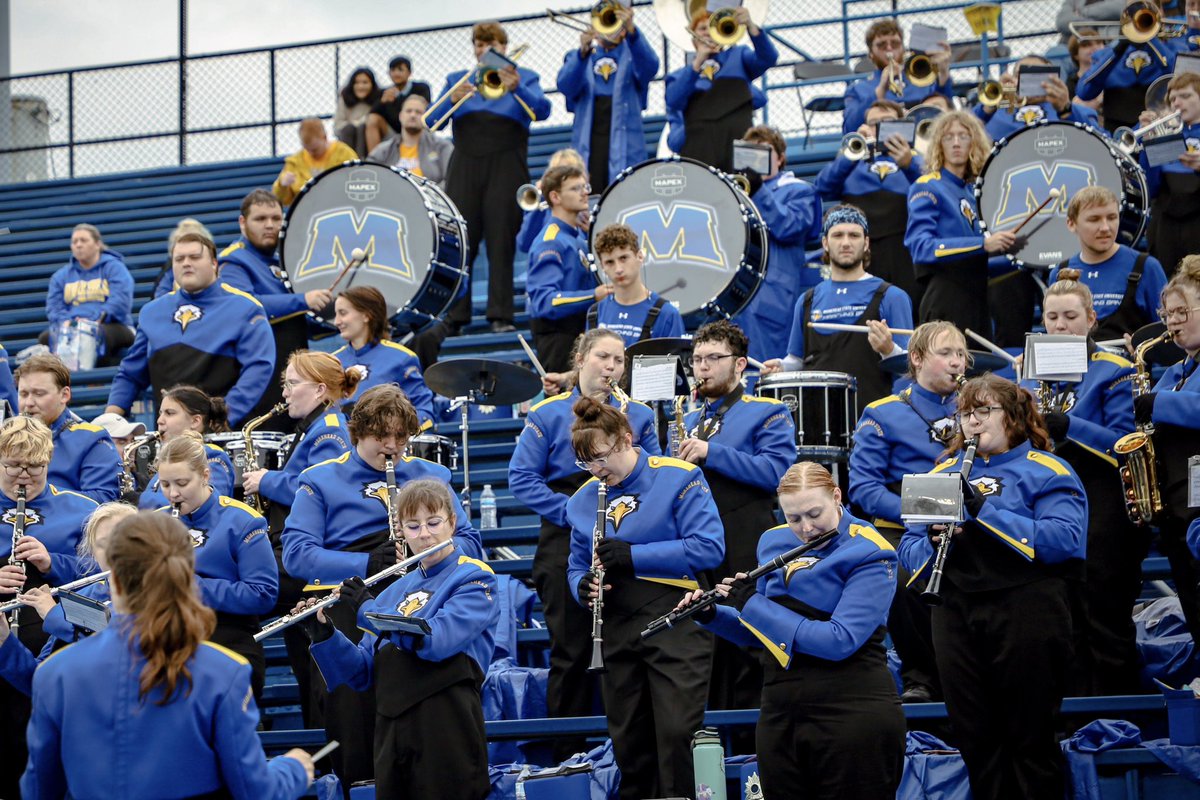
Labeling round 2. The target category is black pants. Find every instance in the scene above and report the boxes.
[868,232,920,310]
[39,322,134,367]
[878,523,940,696]
[532,316,587,376]
[601,590,711,800]
[988,270,1039,349]
[531,520,599,760]
[0,679,30,799]
[337,122,369,159]
[917,258,989,335]
[209,619,266,702]
[1160,517,1200,644]
[933,579,1072,800]
[312,596,376,796]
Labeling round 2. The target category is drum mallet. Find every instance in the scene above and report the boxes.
[807,322,915,335]
[327,248,368,293]
[1011,188,1061,236]
[963,328,1018,365]
[516,333,548,378]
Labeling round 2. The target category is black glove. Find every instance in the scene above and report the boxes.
[300,606,335,644]
[963,477,986,519]
[339,576,374,615]
[578,573,595,606]
[726,579,757,611]
[596,538,634,577]
[1044,410,1070,443]
[741,167,764,197]
[1134,393,1156,426]
[691,599,717,624]
[366,541,397,576]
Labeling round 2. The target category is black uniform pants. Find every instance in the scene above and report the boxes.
[532,315,587,376]
[868,232,920,309]
[879,523,941,696]
[0,679,30,799]
[988,270,1039,349]
[918,258,989,335]
[312,597,376,796]
[933,579,1072,800]
[1160,517,1200,644]
[601,591,712,800]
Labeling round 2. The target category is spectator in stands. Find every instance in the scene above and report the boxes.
[14,354,121,503]
[153,218,213,299]
[334,67,383,158]
[556,2,658,191]
[366,94,454,184]
[39,224,134,367]
[219,189,330,428]
[105,231,276,428]
[364,56,434,154]
[664,6,778,173]
[1141,71,1200,275]
[842,19,955,135]
[974,54,1099,140]
[817,99,924,306]
[272,118,357,207]
[0,345,16,416]
[585,223,685,346]
[732,124,824,363]
[1056,0,1126,42]
[427,21,552,334]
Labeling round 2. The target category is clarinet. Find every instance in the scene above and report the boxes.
[641,527,838,639]
[7,485,27,633]
[384,457,411,577]
[920,438,979,606]
[588,480,608,673]
[171,502,181,519]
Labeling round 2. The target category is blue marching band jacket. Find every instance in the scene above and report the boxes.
[426,67,552,133]
[138,442,236,511]
[257,407,352,508]
[333,341,436,430]
[47,410,122,504]
[218,237,309,324]
[904,170,985,269]
[682,392,796,495]
[974,100,1100,141]
[527,219,596,323]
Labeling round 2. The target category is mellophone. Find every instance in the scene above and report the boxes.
[640,527,839,639]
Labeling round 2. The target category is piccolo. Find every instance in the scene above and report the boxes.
[0,569,111,614]
[253,539,453,641]
[640,527,839,639]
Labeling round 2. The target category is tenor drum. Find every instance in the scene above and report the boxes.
[406,434,459,470]
[209,432,291,484]
[756,371,858,461]
[591,156,767,324]
[280,161,468,332]
[975,121,1148,268]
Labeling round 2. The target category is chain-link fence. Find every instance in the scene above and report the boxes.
[0,0,1065,183]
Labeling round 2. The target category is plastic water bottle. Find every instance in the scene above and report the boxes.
[692,727,727,800]
[480,485,498,529]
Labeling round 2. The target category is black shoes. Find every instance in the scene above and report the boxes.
[489,321,516,333]
[900,683,934,703]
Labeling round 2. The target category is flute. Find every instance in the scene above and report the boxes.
[253,539,453,641]
[0,569,111,614]
[588,480,608,673]
[641,527,839,639]
[921,438,979,606]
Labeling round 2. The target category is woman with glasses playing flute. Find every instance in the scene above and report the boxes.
[675,461,904,799]
[566,397,722,800]
[292,479,497,800]
[899,375,1086,800]
[136,384,235,510]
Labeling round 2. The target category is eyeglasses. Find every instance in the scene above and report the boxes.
[957,406,1004,423]
[402,518,446,534]
[1157,306,1200,324]
[280,379,318,391]
[574,443,621,471]
[941,133,972,143]
[688,353,735,368]
[1,462,46,477]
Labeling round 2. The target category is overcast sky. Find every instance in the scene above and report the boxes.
[10,1,558,74]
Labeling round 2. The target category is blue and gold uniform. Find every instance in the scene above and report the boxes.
[585,291,685,346]
[975,100,1100,141]
[842,71,955,134]
[138,442,235,511]
[1049,246,1167,338]
[107,282,276,427]
[46,410,121,503]
[1142,122,1200,275]
[566,452,723,800]
[528,218,596,373]
[0,578,109,697]
[22,619,310,800]
[702,512,905,798]
[1077,38,1176,131]
[333,341,435,429]
[257,409,350,509]
[0,346,15,415]
[309,545,498,799]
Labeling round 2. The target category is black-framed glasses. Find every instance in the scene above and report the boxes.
[1158,305,1200,324]
[1,462,47,477]
[688,353,735,368]
[957,405,1004,423]
[574,442,621,471]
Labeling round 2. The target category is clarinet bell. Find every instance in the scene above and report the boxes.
[919,586,944,606]
[587,639,607,673]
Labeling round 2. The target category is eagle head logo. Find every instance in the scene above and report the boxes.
[1125,51,1151,74]
[1187,137,1200,154]
[2,507,41,529]
[606,493,639,532]
[362,480,390,509]
[594,57,618,81]
[700,58,721,82]
[930,417,958,444]
[1016,104,1044,126]
[784,556,820,584]
[173,304,202,332]
[187,528,208,548]
[959,198,977,226]
[971,476,1004,497]
[397,590,431,616]
[869,160,896,180]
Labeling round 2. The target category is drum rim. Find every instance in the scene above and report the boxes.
[758,370,859,387]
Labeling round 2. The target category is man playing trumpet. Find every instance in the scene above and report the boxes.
[842,19,954,135]
[973,54,1100,139]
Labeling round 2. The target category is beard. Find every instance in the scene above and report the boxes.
[696,375,733,399]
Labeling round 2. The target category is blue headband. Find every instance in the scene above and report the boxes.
[823,206,869,237]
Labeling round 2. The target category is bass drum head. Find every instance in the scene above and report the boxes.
[975,121,1148,268]
[592,157,766,322]
[280,161,466,331]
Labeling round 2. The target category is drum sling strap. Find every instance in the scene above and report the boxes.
[587,295,666,342]
[801,281,893,410]
[1058,253,1149,340]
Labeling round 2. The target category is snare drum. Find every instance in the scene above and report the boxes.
[756,371,858,461]
[975,121,1148,268]
[280,161,468,332]
[208,432,291,483]
[406,434,459,471]
[592,156,767,324]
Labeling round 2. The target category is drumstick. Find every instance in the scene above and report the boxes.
[1096,338,1126,349]
[807,322,915,335]
[963,328,1018,365]
[327,248,368,293]
[309,740,340,762]
[746,356,766,370]
[1011,189,1061,236]
[517,333,548,378]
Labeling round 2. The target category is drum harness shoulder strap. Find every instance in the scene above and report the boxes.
[586,295,667,343]
[697,384,744,442]
[1058,252,1148,339]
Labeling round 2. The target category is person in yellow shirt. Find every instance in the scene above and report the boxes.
[272,118,358,206]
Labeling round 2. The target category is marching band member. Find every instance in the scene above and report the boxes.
[567,397,723,800]
[974,55,1100,140]
[664,5,778,173]
[509,327,659,759]
[516,148,586,259]
[154,432,278,699]
[849,320,970,702]
[556,2,659,190]
[585,223,685,346]
[678,462,906,799]
[842,19,954,134]
[137,384,235,510]
[1049,186,1167,339]
[21,512,314,800]
[1142,71,1200,275]
[332,286,435,427]
[900,375,1087,800]
[763,205,914,412]
[0,416,97,796]
[16,353,122,503]
[733,125,825,363]
[904,111,1016,337]
[295,479,497,800]
[1021,272,1141,694]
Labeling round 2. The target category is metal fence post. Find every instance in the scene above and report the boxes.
[178,0,187,165]
[67,70,75,178]
[270,48,277,157]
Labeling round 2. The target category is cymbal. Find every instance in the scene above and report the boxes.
[625,337,693,360]
[1131,322,1185,367]
[879,350,1011,376]
[424,358,541,406]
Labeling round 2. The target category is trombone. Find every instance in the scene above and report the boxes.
[547,1,625,42]
[1115,109,1184,153]
[1068,1,1187,43]
[708,7,745,48]
[424,44,532,133]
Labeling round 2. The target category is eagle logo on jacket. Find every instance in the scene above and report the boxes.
[362,480,391,509]
[784,556,820,583]
[187,528,208,548]
[2,507,41,530]
[1124,50,1151,74]
[970,476,1004,496]
[700,58,721,81]
[959,198,977,226]
[606,494,639,532]
[594,57,618,81]
[397,590,431,616]
[1015,104,1045,126]
[869,160,897,180]
[173,304,203,332]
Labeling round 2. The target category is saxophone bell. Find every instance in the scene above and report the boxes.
[1113,329,1173,524]
[241,403,288,513]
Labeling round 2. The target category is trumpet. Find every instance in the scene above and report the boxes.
[425,44,531,133]
[547,1,625,42]
[905,53,936,88]
[1069,2,1188,42]
[978,79,1020,108]
[253,539,453,641]
[588,480,608,673]
[1115,110,1184,154]
[0,569,110,615]
[516,183,546,211]
[840,132,876,162]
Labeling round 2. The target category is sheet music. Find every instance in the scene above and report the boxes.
[630,356,678,402]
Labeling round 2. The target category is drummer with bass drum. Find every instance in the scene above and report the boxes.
[136,385,235,510]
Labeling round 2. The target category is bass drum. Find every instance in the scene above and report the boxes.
[280,161,468,332]
[591,156,767,325]
[975,121,1147,269]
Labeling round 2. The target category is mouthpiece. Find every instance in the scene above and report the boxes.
[350,247,366,262]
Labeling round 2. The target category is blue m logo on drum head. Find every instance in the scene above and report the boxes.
[294,208,416,283]
[991,162,1094,229]
[618,203,729,270]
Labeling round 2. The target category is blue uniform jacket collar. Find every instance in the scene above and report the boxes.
[182,488,219,526]
[978,439,1032,466]
[941,170,967,190]
[419,543,463,578]
[234,235,278,264]
[609,448,649,491]
[178,282,223,303]
[907,382,956,410]
[351,341,379,358]
[48,409,79,435]
[348,447,383,474]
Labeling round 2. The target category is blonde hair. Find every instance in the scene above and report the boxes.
[394,479,457,527]
[78,502,138,570]
[155,430,208,477]
[167,218,213,256]
[1066,186,1118,222]
[1165,255,1200,303]
[906,321,971,380]
[1045,267,1095,311]
[777,462,838,496]
[924,111,991,181]
[0,416,53,465]
[548,148,585,171]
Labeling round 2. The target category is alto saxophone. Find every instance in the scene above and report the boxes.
[121,431,161,495]
[669,395,687,457]
[240,403,287,513]
[1113,331,1173,525]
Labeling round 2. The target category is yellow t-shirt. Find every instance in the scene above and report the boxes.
[397,143,423,176]
[273,140,358,206]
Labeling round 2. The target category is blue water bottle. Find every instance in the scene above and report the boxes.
[692,727,727,800]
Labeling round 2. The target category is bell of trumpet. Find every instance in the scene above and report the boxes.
[1123,1,1162,42]
[1114,109,1184,154]
[708,8,745,48]
[977,79,1018,108]
[516,183,545,211]
[840,132,874,162]
[652,0,769,53]
[477,43,531,100]
[1068,2,1187,42]
[905,53,937,88]
[592,0,624,37]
